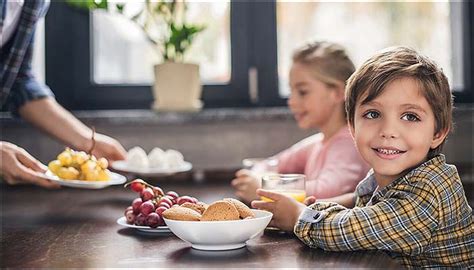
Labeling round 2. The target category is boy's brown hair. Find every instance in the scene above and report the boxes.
[345,46,453,157]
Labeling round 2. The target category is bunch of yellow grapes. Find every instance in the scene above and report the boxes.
[48,148,111,181]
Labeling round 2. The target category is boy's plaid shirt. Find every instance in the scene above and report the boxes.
[295,154,473,268]
[0,0,53,115]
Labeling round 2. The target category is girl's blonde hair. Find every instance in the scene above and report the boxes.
[292,41,356,89]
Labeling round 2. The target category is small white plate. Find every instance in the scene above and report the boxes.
[111,160,192,177]
[44,170,126,189]
[116,216,171,233]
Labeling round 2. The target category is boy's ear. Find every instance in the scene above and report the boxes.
[430,128,449,149]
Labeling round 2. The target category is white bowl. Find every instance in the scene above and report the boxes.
[163,209,272,251]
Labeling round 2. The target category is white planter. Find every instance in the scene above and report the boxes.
[152,62,203,111]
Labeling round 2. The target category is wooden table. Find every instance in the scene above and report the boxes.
[0,177,401,268]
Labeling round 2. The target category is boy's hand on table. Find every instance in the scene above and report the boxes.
[252,189,306,232]
[231,169,261,204]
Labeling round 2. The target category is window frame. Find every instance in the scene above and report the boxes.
[45,1,253,110]
[45,1,472,110]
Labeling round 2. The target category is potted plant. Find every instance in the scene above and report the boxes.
[68,0,206,111]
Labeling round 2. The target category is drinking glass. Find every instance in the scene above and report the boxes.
[261,174,306,203]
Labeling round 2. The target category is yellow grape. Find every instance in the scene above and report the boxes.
[57,151,72,166]
[57,167,79,180]
[48,160,62,174]
[84,170,100,181]
[72,151,89,165]
[97,158,108,169]
[80,160,97,174]
[96,169,110,181]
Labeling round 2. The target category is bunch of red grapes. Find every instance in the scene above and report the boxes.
[123,179,198,228]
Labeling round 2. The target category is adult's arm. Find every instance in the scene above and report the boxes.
[18,98,126,161]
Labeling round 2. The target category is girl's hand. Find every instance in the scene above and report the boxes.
[0,142,60,189]
[251,189,306,232]
[231,169,261,204]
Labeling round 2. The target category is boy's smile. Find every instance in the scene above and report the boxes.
[351,77,447,187]
[373,147,407,160]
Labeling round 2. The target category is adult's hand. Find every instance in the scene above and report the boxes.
[231,169,261,204]
[0,141,60,189]
[251,189,306,232]
[87,133,127,162]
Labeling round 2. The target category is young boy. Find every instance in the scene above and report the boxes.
[252,46,473,268]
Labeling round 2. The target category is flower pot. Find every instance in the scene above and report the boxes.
[152,62,203,112]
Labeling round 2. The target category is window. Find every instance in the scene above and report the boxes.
[92,2,231,85]
[276,1,465,97]
[46,1,251,110]
[45,1,472,110]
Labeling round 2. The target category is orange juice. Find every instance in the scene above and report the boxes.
[261,189,306,203]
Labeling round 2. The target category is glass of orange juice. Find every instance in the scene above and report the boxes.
[261,174,306,203]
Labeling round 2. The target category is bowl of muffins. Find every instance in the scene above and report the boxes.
[162,198,272,251]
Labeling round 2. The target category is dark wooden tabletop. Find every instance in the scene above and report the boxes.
[0,176,401,268]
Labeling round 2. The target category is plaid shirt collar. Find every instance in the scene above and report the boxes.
[356,154,446,202]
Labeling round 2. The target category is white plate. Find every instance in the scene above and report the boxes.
[111,160,192,177]
[163,209,272,251]
[44,170,126,189]
[116,216,171,233]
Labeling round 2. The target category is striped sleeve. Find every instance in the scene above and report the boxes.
[7,29,54,116]
[294,181,439,255]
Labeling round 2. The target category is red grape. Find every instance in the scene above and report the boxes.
[141,188,154,201]
[177,196,194,205]
[166,191,179,200]
[159,197,173,207]
[140,201,155,215]
[135,213,147,226]
[130,179,146,193]
[132,198,143,214]
[155,206,168,216]
[124,206,133,216]
[159,202,171,209]
[146,213,163,228]
[125,210,136,224]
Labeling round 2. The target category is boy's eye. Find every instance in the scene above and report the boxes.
[401,113,420,122]
[363,110,380,119]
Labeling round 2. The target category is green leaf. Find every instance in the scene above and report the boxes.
[66,0,108,10]
[116,4,125,13]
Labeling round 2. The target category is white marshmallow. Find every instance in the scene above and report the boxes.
[165,149,184,169]
[148,147,168,169]
[126,146,149,169]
